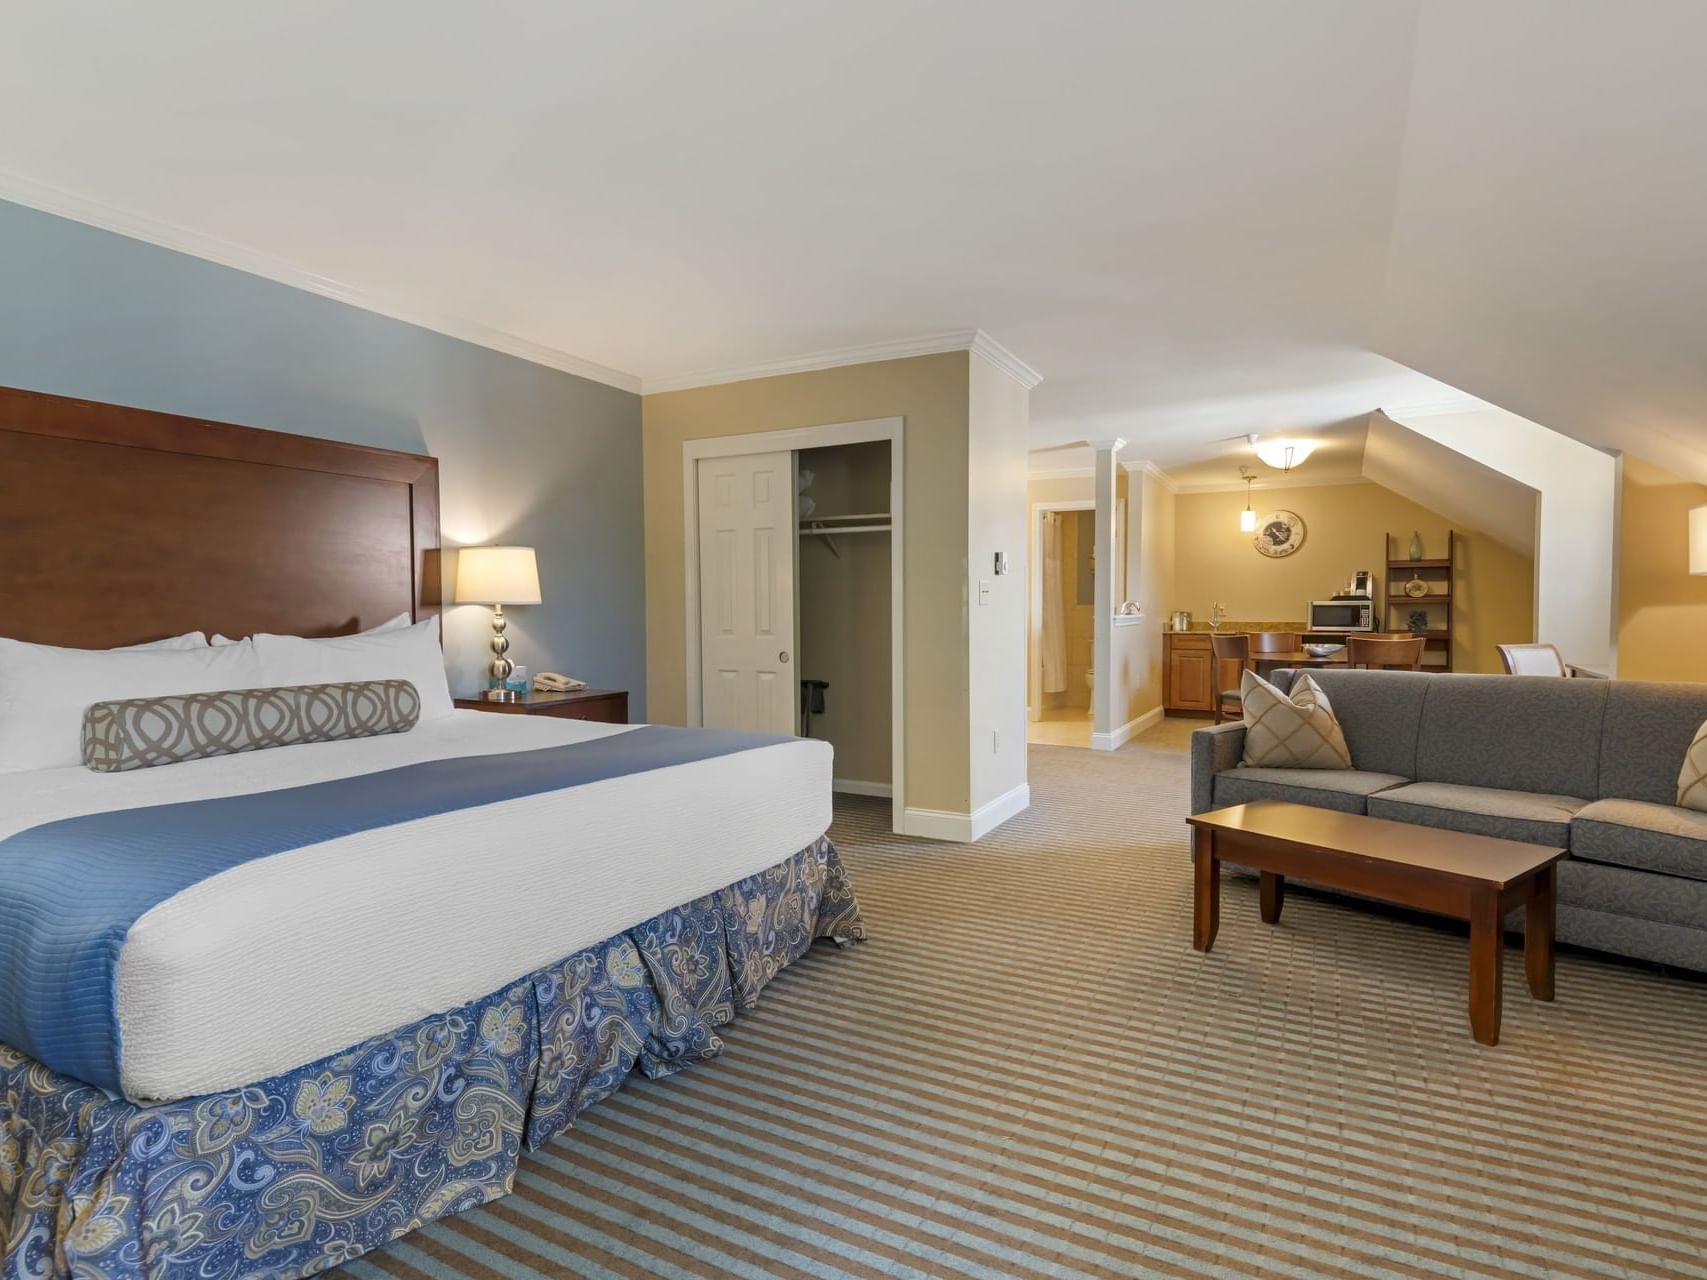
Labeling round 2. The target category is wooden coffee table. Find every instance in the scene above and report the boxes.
[1186,801,1565,1046]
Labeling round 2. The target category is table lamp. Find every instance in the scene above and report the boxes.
[453,546,541,698]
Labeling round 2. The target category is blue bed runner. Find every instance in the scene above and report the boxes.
[0,724,790,1095]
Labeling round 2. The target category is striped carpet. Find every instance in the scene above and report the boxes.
[340,721,1707,1280]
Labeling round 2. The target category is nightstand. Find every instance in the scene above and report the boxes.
[453,689,629,724]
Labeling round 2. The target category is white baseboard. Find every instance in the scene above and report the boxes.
[901,783,1030,843]
[1090,705,1164,752]
[833,778,893,798]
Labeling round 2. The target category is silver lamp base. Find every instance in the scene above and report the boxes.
[487,603,514,687]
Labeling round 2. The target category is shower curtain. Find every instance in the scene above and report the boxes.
[1041,511,1067,693]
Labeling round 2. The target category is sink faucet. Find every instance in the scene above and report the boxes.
[1209,602,1227,632]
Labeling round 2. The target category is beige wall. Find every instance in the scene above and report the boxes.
[643,352,974,814]
[966,355,1032,812]
[1618,455,1707,682]
[1109,468,1174,729]
[1172,480,1533,674]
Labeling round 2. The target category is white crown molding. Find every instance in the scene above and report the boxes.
[1119,459,1179,492]
[642,328,1042,395]
[1084,437,1127,452]
[0,169,642,394]
[968,331,1043,390]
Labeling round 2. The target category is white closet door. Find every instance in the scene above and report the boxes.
[697,451,797,734]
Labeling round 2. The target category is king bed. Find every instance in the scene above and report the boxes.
[0,387,864,1279]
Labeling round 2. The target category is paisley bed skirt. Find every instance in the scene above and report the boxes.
[1,837,864,1280]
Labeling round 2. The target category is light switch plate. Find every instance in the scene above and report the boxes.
[978,579,993,605]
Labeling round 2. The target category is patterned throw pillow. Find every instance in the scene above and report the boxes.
[82,680,420,773]
[1239,669,1353,770]
[1679,719,1707,812]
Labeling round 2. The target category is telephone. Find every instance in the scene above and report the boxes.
[533,672,587,692]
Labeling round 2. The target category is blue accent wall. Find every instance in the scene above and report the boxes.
[0,199,645,713]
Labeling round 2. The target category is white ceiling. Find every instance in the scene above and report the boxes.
[1,1,1700,480]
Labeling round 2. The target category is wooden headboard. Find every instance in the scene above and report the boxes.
[0,386,440,648]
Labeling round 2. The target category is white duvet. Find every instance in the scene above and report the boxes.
[0,713,831,1102]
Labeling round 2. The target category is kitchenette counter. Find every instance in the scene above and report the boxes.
[1163,621,1364,714]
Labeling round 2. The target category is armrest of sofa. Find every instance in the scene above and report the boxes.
[1190,722,1245,814]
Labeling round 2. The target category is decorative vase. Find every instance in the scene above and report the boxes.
[1408,531,1424,561]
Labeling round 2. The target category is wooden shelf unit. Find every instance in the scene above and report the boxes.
[1384,531,1456,672]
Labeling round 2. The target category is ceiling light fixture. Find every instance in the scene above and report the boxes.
[1239,467,1257,533]
[1251,435,1320,473]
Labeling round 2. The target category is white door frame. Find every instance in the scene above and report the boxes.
[683,417,905,833]
[1028,500,1095,724]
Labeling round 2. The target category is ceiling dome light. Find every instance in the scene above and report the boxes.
[1252,437,1320,472]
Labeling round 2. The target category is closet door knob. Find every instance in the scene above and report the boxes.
[779,651,790,663]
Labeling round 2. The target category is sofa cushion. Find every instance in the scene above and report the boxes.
[1270,669,1431,779]
[1367,781,1586,846]
[1572,798,1707,882]
[1597,681,1707,804]
[1214,767,1409,815]
[1559,856,1707,931]
[1412,675,1607,799]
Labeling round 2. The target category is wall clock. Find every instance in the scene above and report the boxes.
[1252,510,1306,558]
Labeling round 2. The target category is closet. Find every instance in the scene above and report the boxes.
[795,441,893,795]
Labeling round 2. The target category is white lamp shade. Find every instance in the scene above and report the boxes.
[1691,506,1707,576]
[1253,438,1320,471]
[454,546,542,605]
[1239,505,1257,533]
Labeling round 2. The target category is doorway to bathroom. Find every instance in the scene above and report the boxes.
[1028,500,1096,748]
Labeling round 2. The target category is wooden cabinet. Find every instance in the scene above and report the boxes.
[453,689,629,723]
[1165,633,1217,713]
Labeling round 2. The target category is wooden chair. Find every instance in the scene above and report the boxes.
[1497,642,1568,676]
[1347,634,1424,670]
[1250,631,1298,658]
[1210,633,1251,723]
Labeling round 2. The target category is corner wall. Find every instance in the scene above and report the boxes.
[1108,467,1174,736]
[641,352,975,817]
[967,355,1030,817]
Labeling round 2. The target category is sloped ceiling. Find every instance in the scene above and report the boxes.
[0,1,1701,482]
[1362,413,1537,556]
[1376,0,1707,485]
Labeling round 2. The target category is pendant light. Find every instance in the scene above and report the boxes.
[1239,468,1257,533]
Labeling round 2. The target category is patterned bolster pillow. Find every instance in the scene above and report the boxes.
[82,680,421,773]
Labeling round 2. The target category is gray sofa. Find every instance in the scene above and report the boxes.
[1190,669,1707,973]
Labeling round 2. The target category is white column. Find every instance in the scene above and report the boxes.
[1087,438,1124,743]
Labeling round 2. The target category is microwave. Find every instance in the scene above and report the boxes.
[1308,599,1375,632]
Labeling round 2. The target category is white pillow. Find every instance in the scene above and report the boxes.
[211,612,412,646]
[119,632,209,651]
[0,638,263,772]
[251,617,452,720]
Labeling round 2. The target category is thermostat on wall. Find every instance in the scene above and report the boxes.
[994,551,1009,575]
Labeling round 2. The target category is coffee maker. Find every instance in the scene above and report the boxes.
[1333,570,1373,600]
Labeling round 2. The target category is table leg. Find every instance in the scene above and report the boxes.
[1468,889,1504,1046]
[1259,871,1285,924]
[1526,865,1556,1002]
[1192,827,1219,952]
